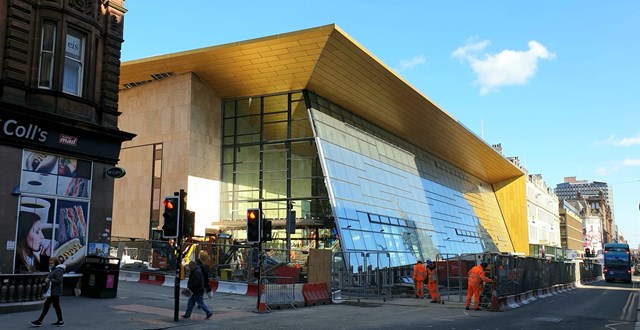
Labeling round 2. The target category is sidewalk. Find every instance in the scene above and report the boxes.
[0,280,468,330]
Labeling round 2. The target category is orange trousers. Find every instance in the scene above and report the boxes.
[428,281,440,301]
[465,284,481,308]
[414,280,424,298]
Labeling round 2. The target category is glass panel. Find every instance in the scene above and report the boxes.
[222,147,234,164]
[262,179,286,199]
[236,97,261,116]
[38,21,56,88]
[224,118,235,137]
[263,94,288,114]
[223,101,235,118]
[290,178,311,198]
[236,115,260,135]
[263,121,287,141]
[291,119,313,139]
[62,30,84,96]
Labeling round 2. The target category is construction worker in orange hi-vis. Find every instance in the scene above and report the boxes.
[425,259,440,303]
[413,260,426,299]
[465,261,494,311]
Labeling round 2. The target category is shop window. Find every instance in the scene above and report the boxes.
[62,29,85,96]
[38,21,57,89]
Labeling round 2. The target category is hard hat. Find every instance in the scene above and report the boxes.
[426,259,433,265]
[481,262,488,268]
[417,260,422,263]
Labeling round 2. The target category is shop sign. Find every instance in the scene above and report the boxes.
[59,134,78,146]
[0,118,48,142]
[106,167,126,178]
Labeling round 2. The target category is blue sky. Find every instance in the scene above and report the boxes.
[121,1,640,248]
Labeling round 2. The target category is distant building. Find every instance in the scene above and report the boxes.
[507,157,561,258]
[555,177,615,222]
[558,200,583,257]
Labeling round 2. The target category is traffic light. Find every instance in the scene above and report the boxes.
[179,190,187,218]
[182,210,195,237]
[262,220,272,242]
[247,208,261,243]
[585,248,591,258]
[162,196,180,238]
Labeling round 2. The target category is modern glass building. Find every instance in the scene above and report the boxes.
[116,24,528,269]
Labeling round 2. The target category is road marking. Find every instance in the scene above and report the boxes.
[532,316,562,322]
[621,291,636,321]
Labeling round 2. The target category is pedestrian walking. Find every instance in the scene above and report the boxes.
[196,251,213,299]
[465,261,494,311]
[412,260,426,299]
[31,258,65,327]
[182,261,213,319]
[425,259,441,303]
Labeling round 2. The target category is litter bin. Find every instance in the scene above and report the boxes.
[81,256,120,298]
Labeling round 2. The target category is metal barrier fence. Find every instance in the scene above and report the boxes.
[432,253,603,302]
[331,251,393,302]
[109,238,602,303]
[260,276,296,310]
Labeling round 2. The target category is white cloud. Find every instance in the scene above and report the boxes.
[395,54,426,72]
[593,134,640,147]
[452,39,490,59]
[452,39,555,95]
[615,134,640,146]
[623,159,640,166]
[595,159,640,175]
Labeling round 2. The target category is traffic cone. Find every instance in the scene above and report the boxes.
[257,290,269,313]
[258,295,267,313]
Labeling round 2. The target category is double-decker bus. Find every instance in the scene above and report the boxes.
[603,243,632,283]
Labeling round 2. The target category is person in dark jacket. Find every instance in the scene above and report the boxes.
[182,261,213,319]
[31,258,65,327]
[196,251,212,298]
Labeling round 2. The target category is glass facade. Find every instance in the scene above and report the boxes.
[220,92,331,225]
[221,90,514,270]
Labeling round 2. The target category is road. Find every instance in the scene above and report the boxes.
[2,277,638,329]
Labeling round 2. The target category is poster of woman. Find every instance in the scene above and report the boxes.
[15,197,57,272]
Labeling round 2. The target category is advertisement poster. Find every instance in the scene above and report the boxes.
[15,197,56,272]
[583,217,603,257]
[14,150,92,273]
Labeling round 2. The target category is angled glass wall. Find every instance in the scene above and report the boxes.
[307,92,513,270]
[221,90,513,270]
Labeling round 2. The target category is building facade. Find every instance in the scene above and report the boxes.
[558,200,583,257]
[116,24,530,269]
[0,0,133,274]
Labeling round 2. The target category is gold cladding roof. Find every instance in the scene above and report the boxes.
[119,24,523,184]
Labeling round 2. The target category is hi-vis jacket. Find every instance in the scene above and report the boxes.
[413,263,426,282]
[426,265,438,283]
[467,265,492,288]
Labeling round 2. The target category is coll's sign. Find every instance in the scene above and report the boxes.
[0,118,48,142]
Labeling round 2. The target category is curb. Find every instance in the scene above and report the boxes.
[498,278,600,310]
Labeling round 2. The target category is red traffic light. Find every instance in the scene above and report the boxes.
[163,199,175,209]
[248,210,258,220]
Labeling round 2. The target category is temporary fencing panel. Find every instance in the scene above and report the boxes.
[260,276,296,310]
